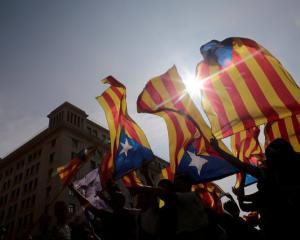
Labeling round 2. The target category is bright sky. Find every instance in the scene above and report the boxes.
[1,0,300,193]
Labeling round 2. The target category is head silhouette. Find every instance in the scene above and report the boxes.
[265,138,295,169]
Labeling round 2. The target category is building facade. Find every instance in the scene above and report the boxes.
[0,102,167,239]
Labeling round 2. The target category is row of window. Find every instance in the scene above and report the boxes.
[17,212,33,231]
[2,179,11,192]
[27,149,42,164]
[0,194,8,208]
[6,203,17,220]
[1,212,34,236]
[1,162,39,194]
[10,187,20,201]
[67,111,83,128]
[23,178,38,194]
[0,148,42,183]
[51,111,64,128]
[87,126,98,137]
[25,162,40,178]
[20,195,35,212]
[13,172,23,185]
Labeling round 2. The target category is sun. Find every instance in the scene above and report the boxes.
[183,74,202,98]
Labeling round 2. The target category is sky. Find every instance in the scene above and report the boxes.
[1,0,300,193]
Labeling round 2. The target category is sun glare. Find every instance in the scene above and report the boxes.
[183,74,202,98]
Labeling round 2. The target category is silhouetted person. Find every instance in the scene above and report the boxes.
[157,179,177,240]
[50,201,72,240]
[135,188,160,240]
[172,174,211,240]
[211,137,300,239]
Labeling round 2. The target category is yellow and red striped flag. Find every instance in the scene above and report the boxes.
[57,147,96,187]
[196,37,300,139]
[138,66,237,183]
[121,171,143,187]
[99,152,114,188]
[160,165,174,181]
[230,127,264,189]
[192,182,224,213]
[264,114,300,152]
[96,76,153,182]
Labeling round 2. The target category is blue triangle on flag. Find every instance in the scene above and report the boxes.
[114,130,153,179]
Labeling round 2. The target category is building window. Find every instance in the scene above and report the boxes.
[10,190,15,200]
[72,138,79,149]
[16,188,20,198]
[33,178,38,189]
[23,215,28,227]
[35,162,40,173]
[68,204,75,214]
[49,153,55,163]
[30,165,34,175]
[13,176,17,185]
[31,195,36,206]
[87,127,92,135]
[51,139,56,147]
[92,130,98,137]
[46,186,51,198]
[24,184,27,193]
[48,169,53,180]
[29,213,33,224]
[19,173,23,183]
[29,181,33,191]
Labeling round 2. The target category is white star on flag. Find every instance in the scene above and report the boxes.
[120,138,133,156]
[187,151,208,175]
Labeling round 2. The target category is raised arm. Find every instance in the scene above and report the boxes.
[210,138,261,178]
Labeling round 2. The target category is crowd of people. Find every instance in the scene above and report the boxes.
[1,138,300,240]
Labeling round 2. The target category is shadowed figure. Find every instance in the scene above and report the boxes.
[50,201,72,240]
[211,137,300,239]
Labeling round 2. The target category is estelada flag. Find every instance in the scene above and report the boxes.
[138,66,236,183]
[96,77,154,180]
[196,37,300,139]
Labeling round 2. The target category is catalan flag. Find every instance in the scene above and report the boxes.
[231,127,264,165]
[196,37,300,139]
[230,127,264,188]
[137,66,237,183]
[57,147,96,187]
[192,182,224,213]
[99,152,113,188]
[264,114,300,152]
[160,165,174,181]
[96,76,154,180]
[121,171,143,187]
